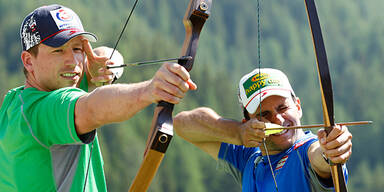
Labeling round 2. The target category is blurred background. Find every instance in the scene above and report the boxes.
[1,0,383,191]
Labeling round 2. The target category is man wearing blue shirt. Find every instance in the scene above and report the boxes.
[174,68,352,192]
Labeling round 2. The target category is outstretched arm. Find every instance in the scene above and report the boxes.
[174,107,266,160]
[75,61,197,135]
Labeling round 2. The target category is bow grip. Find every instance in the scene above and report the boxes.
[148,101,174,152]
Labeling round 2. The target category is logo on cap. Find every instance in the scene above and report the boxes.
[50,7,82,31]
[251,73,269,82]
[21,15,41,50]
[56,9,73,21]
[242,73,283,98]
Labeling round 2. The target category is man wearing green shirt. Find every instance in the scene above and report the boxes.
[0,4,196,191]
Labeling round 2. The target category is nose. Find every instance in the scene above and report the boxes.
[270,113,285,125]
[64,50,82,67]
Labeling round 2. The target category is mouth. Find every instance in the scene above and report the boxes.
[272,129,288,136]
[271,122,291,136]
[60,72,80,79]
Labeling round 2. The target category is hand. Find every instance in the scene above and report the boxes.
[146,62,197,104]
[317,125,352,164]
[93,46,124,80]
[239,119,266,147]
[82,39,114,86]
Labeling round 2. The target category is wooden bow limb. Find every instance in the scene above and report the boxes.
[304,0,349,191]
[128,1,212,191]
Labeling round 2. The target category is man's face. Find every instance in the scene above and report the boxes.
[28,36,85,91]
[249,95,303,151]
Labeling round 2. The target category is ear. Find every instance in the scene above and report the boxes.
[21,51,34,74]
[295,97,303,118]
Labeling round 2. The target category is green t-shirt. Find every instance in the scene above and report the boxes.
[0,86,107,191]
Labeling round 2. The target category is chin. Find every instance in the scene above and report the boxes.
[57,83,77,90]
[268,129,299,150]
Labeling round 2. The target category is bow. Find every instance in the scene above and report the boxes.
[128,1,212,191]
[304,0,348,191]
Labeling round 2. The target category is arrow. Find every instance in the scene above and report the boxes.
[265,121,372,131]
[107,56,193,69]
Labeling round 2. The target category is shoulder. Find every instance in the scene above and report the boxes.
[1,86,24,108]
[218,143,261,180]
[296,131,318,151]
[19,87,87,115]
[20,87,85,99]
[49,87,87,97]
[36,87,87,104]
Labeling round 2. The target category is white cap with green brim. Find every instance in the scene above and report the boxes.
[238,68,296,114]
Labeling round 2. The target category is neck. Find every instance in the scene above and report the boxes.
[260,144,282,156]
[24,77,48,92]
[24,79,34,89]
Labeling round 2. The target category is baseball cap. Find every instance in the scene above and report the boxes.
[238,68,296,114]
[20,4,97,51]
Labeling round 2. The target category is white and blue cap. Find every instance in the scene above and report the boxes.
[20,4,97,51]
[238,68,296,114]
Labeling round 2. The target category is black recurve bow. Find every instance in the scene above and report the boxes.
[304,0,348,191]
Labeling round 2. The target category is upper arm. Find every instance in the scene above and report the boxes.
[74,94,101,135]
[174,107,241,160]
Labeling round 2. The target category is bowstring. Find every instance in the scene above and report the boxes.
[110,0,140,59]
[83,0,140,191]
[257,0,279,191]
[263,141,279,192]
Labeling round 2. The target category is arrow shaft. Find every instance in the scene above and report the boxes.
[265,121,372,130]
[107,56,192,69]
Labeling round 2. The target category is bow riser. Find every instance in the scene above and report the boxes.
[129,102,173,192]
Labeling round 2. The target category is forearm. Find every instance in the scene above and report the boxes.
[174,107,243,145]
[310,125,352,179]
[75,81,153,134]
[308,142,332,179]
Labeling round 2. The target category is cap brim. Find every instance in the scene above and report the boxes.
[42,30,97,48]
[245,88,292,114]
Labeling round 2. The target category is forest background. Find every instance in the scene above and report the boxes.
[0,0,383,191]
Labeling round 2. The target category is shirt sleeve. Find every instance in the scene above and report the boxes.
[218,143,261,184]
[25,87,89,146]
[218,143,260,172]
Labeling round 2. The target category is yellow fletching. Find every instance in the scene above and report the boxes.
[265,123,284,136]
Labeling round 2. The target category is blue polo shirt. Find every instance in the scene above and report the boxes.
[218,131,348,192]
